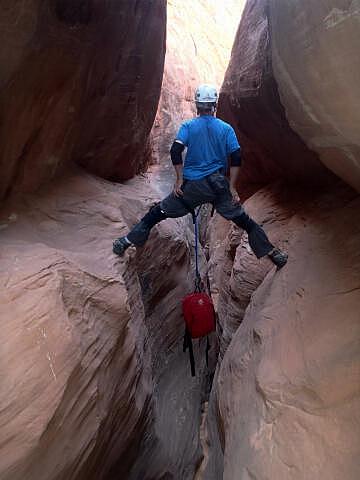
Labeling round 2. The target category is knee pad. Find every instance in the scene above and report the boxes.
[141,203,167,228]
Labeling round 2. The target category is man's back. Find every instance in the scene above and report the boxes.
[176,115,240,180]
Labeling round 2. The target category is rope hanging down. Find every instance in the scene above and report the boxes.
[192,207,202,292]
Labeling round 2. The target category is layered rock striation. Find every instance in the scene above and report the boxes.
[0,0,166,201]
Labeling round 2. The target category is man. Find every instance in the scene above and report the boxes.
[113,84,288,268]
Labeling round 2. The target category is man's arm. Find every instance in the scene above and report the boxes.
[229,148,241,195]
[230,166,241,190]
[170,140,185,197]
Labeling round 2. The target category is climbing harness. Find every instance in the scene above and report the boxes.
[182,207,216,377]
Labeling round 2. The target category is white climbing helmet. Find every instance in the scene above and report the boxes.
[194,84,218,106]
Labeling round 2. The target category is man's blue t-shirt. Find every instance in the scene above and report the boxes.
[176,115,240,180]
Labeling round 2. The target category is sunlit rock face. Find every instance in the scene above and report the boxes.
[151,0,246,163]
[0,0,166,201]
[0,170,209,480]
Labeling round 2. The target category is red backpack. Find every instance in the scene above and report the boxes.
[178,203,216,376]
[182,292,216,376]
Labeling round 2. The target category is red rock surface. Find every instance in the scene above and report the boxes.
[0,1,166,201]
[0,169,210,480]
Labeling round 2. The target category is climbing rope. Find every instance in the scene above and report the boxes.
[177,195,203,292]
[192,207,202,293]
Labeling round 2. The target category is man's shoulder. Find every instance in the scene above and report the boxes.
[214,117,233,130]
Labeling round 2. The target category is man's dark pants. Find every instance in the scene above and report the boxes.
[127,171,274,258]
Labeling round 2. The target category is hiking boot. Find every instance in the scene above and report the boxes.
[113,237,131,256]
[268,248,288,269]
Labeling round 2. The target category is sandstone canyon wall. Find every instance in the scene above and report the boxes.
[0,2,234,479]
[0,0,166,201]
[1,2,210,479]
[269,0,360,193]
[205,182,360,480]
[218,0,360,194]
[217,0,334,193]
[204,1,360,479]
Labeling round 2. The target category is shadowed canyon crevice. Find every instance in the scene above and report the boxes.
[1,1,359,480]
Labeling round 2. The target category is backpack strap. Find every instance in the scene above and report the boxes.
[183,328,195,377]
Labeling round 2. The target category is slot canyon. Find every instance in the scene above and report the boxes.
[0,1,359,479]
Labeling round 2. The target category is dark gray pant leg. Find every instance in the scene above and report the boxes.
[213,178,274,259]
[236,214,274,258]
[127,203,167,246]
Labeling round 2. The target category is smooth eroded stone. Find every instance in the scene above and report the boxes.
[270,0,360,192]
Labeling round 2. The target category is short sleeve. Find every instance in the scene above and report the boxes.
[176,122,189,146]
[226,126,240,155]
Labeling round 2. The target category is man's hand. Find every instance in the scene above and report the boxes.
[230,184,240,203]
[173,178,184,197]
[173,164,184,197]
[230,165,240,203]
